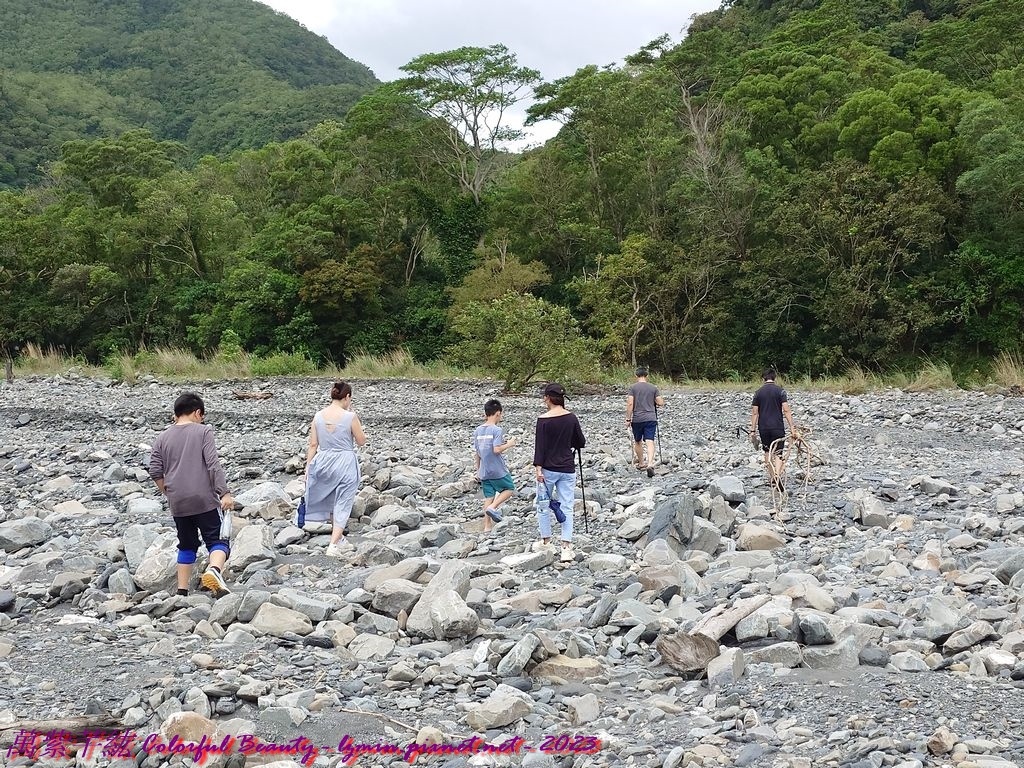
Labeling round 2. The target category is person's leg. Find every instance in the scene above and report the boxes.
[330,474,359,549]
[554,471,575,543]
[631,423,645,467]
[481,492,496,531]
[197,510,231,596]
[535,471,553,546]
[773,447,787,488]
[645,439,656,467]
[763,432,785,489]
[173,516,201,595]
[492,488,514,510]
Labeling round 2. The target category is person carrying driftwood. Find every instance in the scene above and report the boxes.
[749,367,798,492]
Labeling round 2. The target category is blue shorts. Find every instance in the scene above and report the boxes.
[482,473,515,497]
[631,421,657,442]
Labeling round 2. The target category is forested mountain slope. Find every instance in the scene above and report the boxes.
[0,0,377,186]
[2,0,1023,379]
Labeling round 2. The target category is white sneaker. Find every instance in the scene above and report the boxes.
[560,545,575,563]
[325,539,353,558]
[532,540,555,553]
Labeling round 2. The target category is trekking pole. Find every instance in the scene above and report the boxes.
[628,425,636,470]
[655,405,663,464]
[576,448,589,535]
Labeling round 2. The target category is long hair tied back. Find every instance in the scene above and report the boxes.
[331,381,352,400]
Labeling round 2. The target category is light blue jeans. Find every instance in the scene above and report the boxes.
[536,469,575,542]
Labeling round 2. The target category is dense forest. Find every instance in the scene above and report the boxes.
[0,0,376,187]
[2,0,1024,382]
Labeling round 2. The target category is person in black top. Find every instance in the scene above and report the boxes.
[533,382,586,563]
[750,368,797,490]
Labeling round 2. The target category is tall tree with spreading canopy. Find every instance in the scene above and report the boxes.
[397,44,541,204]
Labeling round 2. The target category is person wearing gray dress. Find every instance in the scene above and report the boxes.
[304,381,366,558]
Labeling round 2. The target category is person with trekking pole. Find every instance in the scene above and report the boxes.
[626,366,665,478]
[533,383,586,563]
[750,367,798,491]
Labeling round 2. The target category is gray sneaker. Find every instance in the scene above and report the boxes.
[200,567,230,597]
[485,507,503,523]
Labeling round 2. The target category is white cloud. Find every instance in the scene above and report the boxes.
[259,0,721,146]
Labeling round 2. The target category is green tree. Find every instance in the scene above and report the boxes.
[398,45,540,204]
[449,293,598,391]
[448,230,550,313]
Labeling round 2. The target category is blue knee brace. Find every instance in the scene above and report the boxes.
[209,543,230,557]
[177,549,197,565]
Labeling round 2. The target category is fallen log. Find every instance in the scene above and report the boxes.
[690,594,771,641]
[656,594,772,675]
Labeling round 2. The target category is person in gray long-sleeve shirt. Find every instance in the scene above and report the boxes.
[148,392,234,597]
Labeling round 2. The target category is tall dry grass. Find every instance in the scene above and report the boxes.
[991,351,1024,389]
[903,360,958,392]
[340,349,482,380]
[12,343,100,376]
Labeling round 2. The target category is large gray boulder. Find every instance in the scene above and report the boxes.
[123,524,160,569]
[371,579,423,617]
[250,603,313,637]
[429,590,479,639]
[230,525,275,569]
[465,685,533,732]
[370,505,423,531]
[132,534,178,592]
[406,562,472,638]
[709,475,746,503]
[0,517,53,552]
[645,494,700,556]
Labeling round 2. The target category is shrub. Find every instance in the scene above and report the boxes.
[250,352,319,377]
[448,293,600,391]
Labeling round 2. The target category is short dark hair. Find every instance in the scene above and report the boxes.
[763,368,777,381]
[635,366,649,377]
[174,392,205,418]
[331,381,352,401]
[484,399,503,416]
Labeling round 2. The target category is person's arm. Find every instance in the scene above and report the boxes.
[149,442,165,493]
[493,430,516,455]
[625,394,635,426]
[304,419,318,479]
[572,416,586,450]
[351,414,367,447]
[655,393,666,407]
[533,422,545,481]
[202,427,233,510]
[782,402,797,435]
[750,405,759,434]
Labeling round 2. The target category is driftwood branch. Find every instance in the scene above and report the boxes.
[0,715,121,743]
[656,594,771,674]
[231,390,273,400]
[689,594,771,640]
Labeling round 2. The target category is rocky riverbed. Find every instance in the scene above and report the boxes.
[1,374,1024,768]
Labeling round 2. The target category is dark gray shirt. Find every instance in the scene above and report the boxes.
[149,423,228,517]
[628,381,659,423]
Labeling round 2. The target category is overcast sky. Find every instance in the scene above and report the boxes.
[260,0,721,145]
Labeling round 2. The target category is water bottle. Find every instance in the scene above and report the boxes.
[297,496,306,528]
